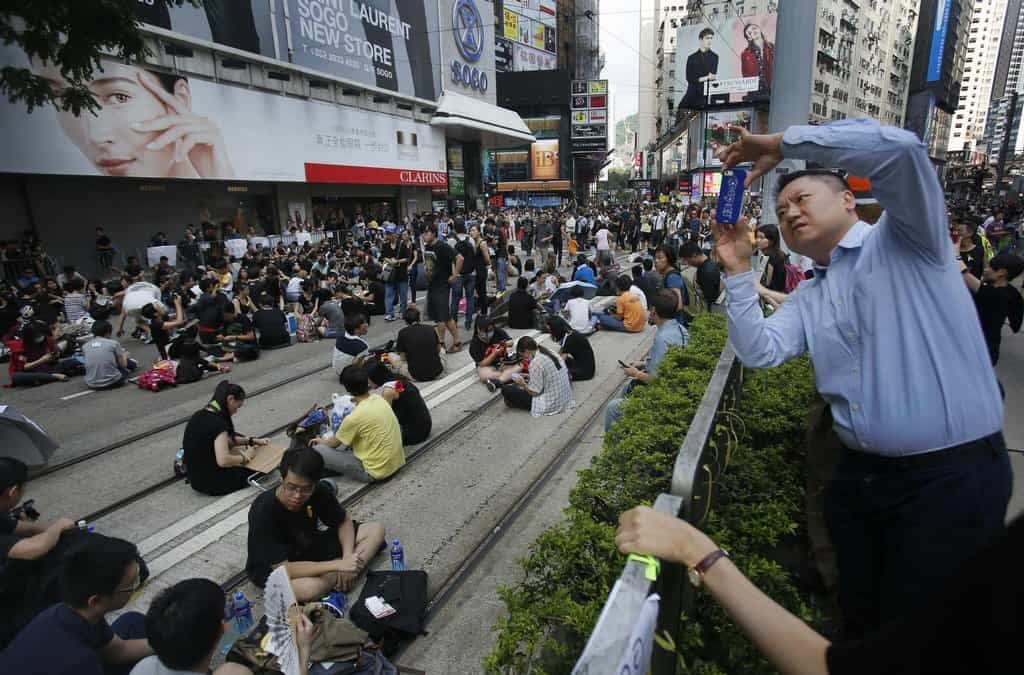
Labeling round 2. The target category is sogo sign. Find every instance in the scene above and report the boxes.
[450,0,489,93]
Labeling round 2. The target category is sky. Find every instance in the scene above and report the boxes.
[599,0,640,129]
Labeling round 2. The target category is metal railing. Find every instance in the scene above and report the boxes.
[573,342,744,674]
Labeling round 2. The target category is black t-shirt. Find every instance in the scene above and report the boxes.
[193,293,223,330]
[508,290,538,329]
[427,241,456,289]
[95,236,111,251]
[367,280,387,316]
[696,259,721,305]
[454,237,477,276]
[961,245,985,280]
[0,513,18,562]
[474,240,490,275]
[470,327,511,364]
[182,409,234,493]
[381,241,411,277]
[764,251,788,293]
[826,514,1024,675]
[561,332,595,380]
[149,317,169,346]
[395,323,443,381]
[390,377,431,443]
[253,308,289,347]
[0,603,114,674]
[973,284,1024,364]
[245,483,347,586]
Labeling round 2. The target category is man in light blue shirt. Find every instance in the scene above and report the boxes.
[604,290,689,431]
[714,119,1010,637]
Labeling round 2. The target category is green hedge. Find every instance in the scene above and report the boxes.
[484,314,818,674]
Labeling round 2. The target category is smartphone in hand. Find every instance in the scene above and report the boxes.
[618,360,628,368]
[716,168,748,226]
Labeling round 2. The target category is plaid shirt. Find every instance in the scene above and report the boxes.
[528,353,575,417]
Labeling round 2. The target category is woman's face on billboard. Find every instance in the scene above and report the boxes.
[37,62,188,177]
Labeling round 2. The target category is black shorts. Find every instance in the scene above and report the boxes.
[426,287,451,322]
[295,520,361,563]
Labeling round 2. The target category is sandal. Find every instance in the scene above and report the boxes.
[448,341,463,353]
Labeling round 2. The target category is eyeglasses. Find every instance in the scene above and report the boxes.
[282,481,315,497]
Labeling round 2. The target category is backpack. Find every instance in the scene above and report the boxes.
[676,269,707,317]
[137,360,178,391]
[296,313,317,343]
[349,570,428,656]
[783,262,806,293]
[454,238,476,274]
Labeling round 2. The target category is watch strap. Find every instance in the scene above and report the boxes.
[694,549,728,576]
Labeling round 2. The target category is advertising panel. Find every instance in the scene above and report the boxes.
[137,0,442,102]
[675,12,777,110]
[703,109,752,167]
[0,52,445,183]
[440,0,497,104]
[500,0,558,72]
[495,37,515,72]
[530,140,560,180]
[927,0,952,83]
[572,79,608,155]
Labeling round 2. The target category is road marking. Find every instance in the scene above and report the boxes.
[61,390,95,401]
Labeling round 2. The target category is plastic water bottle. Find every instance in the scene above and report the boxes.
[233,591,254,633]
[390,539,405,571]
[77,520,95,533]
[286,312,298,334]
[330,393,345,431]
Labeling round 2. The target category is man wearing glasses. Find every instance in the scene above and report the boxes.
[0,535,153,673]
[245,448,386,602]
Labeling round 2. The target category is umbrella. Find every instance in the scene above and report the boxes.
[0,405,59,466]
[550,281,599,305]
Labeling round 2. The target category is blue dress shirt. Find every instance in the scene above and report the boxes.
[648,319,689,377]
[723,120,1002,456]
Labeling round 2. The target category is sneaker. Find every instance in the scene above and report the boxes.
[318,478,338,499]
[321,591,347,618]
[385,315,396,322]
[486,379,501,393]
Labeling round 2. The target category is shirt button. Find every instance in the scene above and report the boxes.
[852,403,860,411]
[852,367,860,374]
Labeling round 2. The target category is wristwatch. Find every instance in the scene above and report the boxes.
[688,549,729,588]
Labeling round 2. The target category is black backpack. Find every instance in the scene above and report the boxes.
[454,238,476,274]
[348,570,428,656]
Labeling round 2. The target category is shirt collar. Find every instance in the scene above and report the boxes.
[813,220,871,273]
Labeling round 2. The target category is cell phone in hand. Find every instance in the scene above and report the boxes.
[618,360,628,368]
[716,168,748,226]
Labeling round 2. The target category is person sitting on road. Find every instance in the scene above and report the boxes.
[507,276,540,329]
[311,365,405,483]
[365,361,432,446]
[571,254,596,285]
[245,448,386,601]
[217,305,259,361]
[0,458,81,647]
[500,336,575,416]
[604,290,689,432]
[252,293,289,349]
[591,275,645,333]
[182,381,270,496]
[173,336,228,385]
[331,313,370,376]
[546,316,595,382]
[0,534,153,674]
[469,315,520,392]
[387,306,445,382]
[562,285,593,335]
[140,296,189,361]
[83,320,138,389]
[316,288,346,339]
[131,578,270,675]
[11,318,82,386]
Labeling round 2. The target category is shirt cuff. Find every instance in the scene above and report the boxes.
[722,270,757,302]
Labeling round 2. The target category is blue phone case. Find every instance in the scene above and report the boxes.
[716,169,747,225]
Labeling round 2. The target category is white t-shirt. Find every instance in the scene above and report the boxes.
[130,655,194,675]
[286,276,303,296]
[564,297,592,333]
[629,285,648,311]
[596,228,610,250]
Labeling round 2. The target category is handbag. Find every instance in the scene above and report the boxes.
[380,263,396,284]
[349,570,428,656]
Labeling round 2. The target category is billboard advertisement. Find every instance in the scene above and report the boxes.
[0,52,445,183]
[440,0,497,104]
[571,80,609,154]
[530,140,559,180]
[927,0,952,83]
[703,109,752,167]
[675,12,777,110]
[136,0,442,102]
[499,0,558,72]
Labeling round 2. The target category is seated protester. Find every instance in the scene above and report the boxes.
[571,254,596,285]
[500,336,575,417]
[521,257,538,283]
[316,289,346,339]
[679,242,722,309]
[217,306,259,361]
[960,253,1024,366]
[470,315,519,391]
[173,338,226,385]
[655,244,690,325]
[245,448,386,600]
[591,275,645,333]
[11,319,80,386]
[62,278,90,324]
[83,320,137,390]
[546,316,595,382]
[563,285,594,334]
[182,382,270,496]
[131,578,270,675]
[629,266,649,311]
[311,366,406,483]
[388,306,445,382]
[0,534,153,674]
[357,269,386,317]
[0,458,80,647]
[252,293,289,349]
[294,280,318,316]
[507,276,540,329]
[140,296,188,361]
[332,313,370,375]
[366,362,432,446]
[640,256,663,304]
[605,290,689,432]
[189,278,222,346]
[506,246,522,277]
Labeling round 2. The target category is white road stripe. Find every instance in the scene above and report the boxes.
[61,390,95,401]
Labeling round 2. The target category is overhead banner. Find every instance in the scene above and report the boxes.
[499,0,558,71]
[0,52,445,182]
[136,0,442,102]
[676,12,777,110]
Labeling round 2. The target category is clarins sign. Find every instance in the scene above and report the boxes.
[305,164,449,187]
[399,170,449,185]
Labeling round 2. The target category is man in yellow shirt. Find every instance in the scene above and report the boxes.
[591,275,646,333]
[310,365,405,482]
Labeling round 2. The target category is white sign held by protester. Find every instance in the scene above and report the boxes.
[146,246,177,268]
[225,239,248,260]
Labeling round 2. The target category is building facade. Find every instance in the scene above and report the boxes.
[949,0,1008,155]
[983,0,1024,167]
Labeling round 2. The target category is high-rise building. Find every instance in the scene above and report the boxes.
[653,5,690,140]
[637,0,662,176]
[949,0,1008,154]
[983,0,1024,165]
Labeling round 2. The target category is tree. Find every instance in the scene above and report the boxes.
[0,1,194,116]
[605,168,631,192]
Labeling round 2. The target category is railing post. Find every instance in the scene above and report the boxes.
[651,496,687,675]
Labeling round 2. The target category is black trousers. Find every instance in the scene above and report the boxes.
[824,433,1011,637]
